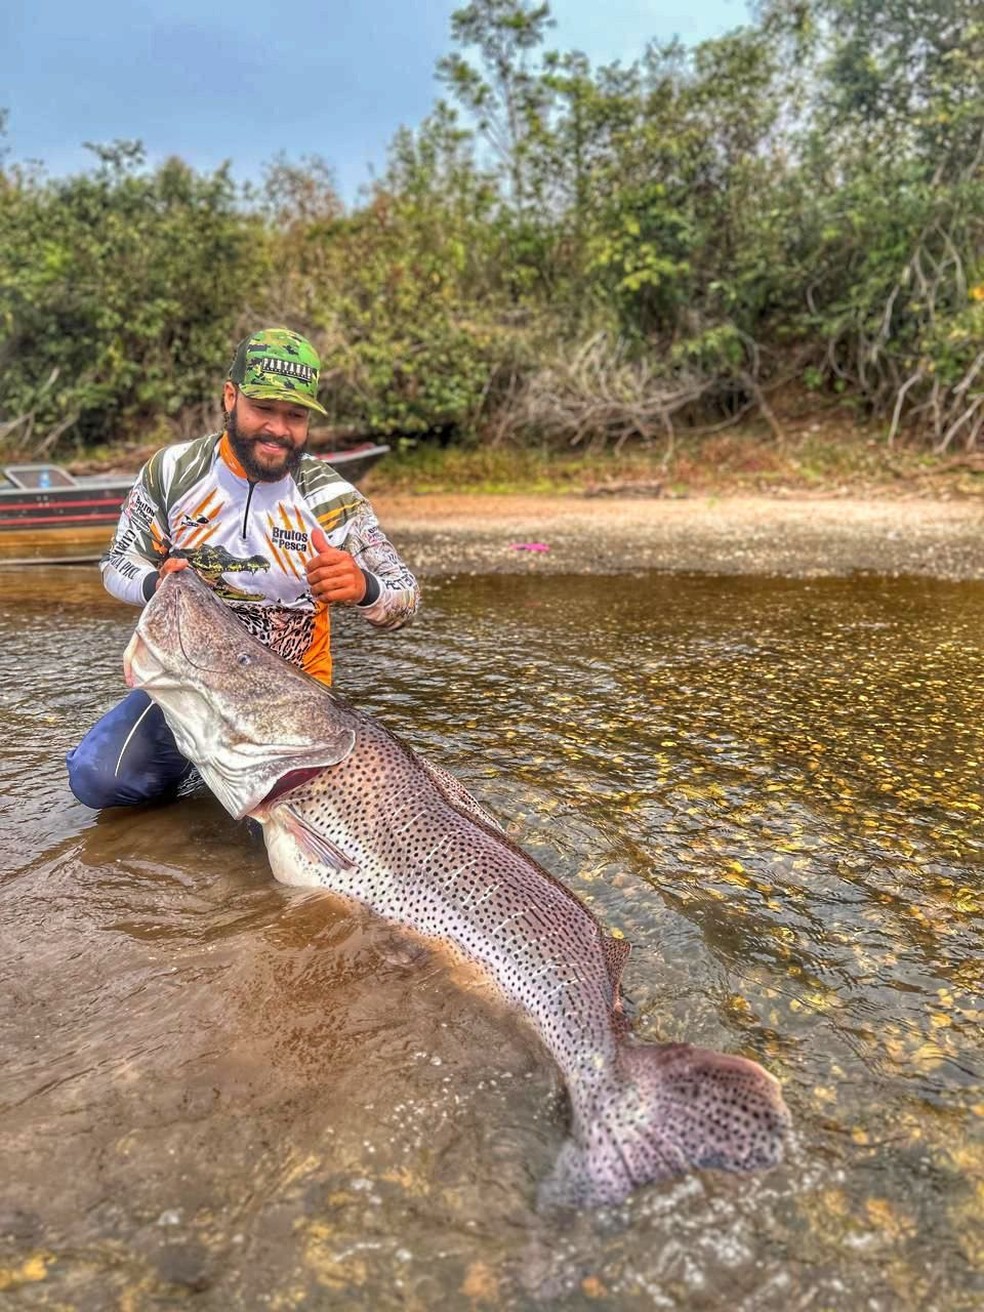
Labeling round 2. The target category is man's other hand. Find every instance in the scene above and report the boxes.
[156,557,189,590]
[306,527,367,604]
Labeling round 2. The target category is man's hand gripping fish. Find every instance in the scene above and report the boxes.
[124,572,791,1208]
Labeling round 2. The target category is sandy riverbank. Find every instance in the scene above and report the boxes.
[367,491,984,581]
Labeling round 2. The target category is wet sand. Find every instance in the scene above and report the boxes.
[369,492,984,580]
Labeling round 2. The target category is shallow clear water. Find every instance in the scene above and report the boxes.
[0,566,981,1309]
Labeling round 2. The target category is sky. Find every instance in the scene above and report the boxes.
[2,1,750,200]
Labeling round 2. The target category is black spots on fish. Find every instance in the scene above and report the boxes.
[274,725,789,1209]
[281,729,622,1052]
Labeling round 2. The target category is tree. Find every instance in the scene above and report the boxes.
[771,0,984,445]
[437,0,554,215]
[0,144,263,452]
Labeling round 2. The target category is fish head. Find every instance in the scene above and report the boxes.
[123,570,357,818]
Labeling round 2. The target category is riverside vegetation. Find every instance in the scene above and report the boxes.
[0,0,981,483]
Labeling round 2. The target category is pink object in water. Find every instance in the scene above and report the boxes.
[510,542,551,552]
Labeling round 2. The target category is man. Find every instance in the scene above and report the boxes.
[67,327,419,809]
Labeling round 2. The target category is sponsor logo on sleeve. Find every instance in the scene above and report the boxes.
[111,525,138,558]
[125,487,156,530]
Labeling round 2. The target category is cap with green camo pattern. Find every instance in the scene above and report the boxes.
[228,328,328,415]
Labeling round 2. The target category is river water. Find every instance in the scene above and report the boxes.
[0,566,981,1310]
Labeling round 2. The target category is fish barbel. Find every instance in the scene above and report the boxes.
[123,571,790,1207]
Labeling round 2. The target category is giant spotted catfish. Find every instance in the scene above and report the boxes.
[123,571,790,1207]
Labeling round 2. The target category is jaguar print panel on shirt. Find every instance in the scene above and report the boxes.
[224,601,316,669]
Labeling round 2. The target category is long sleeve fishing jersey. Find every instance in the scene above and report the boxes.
[101,432,419,684]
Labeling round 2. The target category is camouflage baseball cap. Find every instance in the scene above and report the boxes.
[228,328,328,415]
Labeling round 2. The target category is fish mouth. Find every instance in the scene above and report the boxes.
[260,767,330,805]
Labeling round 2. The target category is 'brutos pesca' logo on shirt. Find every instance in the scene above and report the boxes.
[271,526,309,552]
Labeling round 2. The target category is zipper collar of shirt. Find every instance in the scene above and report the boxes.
[218,431,296,538]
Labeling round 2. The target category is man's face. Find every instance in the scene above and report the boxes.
[223,383,311,482]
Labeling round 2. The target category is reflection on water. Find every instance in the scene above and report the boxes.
[0,566,982,1309]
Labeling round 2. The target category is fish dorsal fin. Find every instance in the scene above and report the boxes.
[420,756,505,833]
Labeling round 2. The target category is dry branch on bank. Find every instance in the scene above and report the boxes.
[485,335,721,458]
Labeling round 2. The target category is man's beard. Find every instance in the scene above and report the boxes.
[226,404,305,482]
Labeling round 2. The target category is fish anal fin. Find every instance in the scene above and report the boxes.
[602,934,632,1034]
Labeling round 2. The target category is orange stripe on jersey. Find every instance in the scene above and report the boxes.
[192,487,221,520]
[317,501,360,532]
[292,506,306,534]
[301,604,333,685]
[150,522,167,557]
[264,513,302,579]
[265,534,293,577]
[186,521,221,550]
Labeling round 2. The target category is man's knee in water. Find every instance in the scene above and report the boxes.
[66,742,164,809]
[65,691,189,810]
[66,750,124,808]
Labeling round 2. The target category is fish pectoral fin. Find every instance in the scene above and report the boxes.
[279,803,359,876]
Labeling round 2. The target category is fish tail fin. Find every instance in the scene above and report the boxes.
[539,1042,790,1210]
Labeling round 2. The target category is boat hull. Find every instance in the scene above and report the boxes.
[0,483,131,531]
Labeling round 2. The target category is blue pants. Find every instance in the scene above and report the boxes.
[66,690,194,809]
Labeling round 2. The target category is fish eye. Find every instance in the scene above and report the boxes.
[237,652,251,667]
